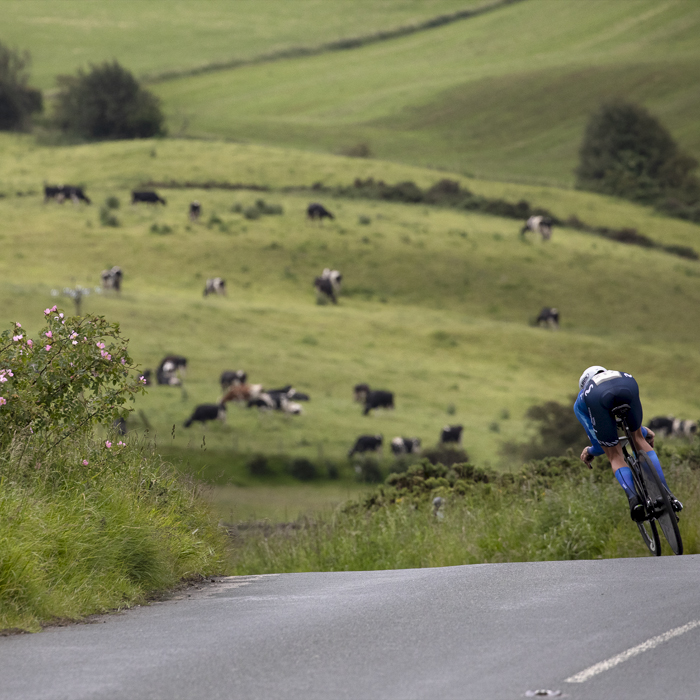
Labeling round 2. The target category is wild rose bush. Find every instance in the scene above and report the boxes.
[0,306,145,448]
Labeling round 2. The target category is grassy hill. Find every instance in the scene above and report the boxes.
[149,0,700,186]
[2,134,700,489]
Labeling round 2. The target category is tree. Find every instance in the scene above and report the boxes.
[576,100,699,205]
[0,42,43,130]
[53,61,165,140]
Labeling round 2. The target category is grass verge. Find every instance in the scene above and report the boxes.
[0,433,229,632]
[227,443,700,573]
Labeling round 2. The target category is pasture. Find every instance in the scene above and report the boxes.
[2,134,700,501]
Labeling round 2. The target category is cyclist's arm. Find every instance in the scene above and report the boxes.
[573,393,605,458]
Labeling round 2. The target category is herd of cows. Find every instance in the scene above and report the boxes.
[44,184,697,463]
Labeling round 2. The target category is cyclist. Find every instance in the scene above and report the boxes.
[574,366,682,521]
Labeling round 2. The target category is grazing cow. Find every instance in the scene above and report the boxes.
[132,191,166,205]
[157,355,187,386]
[321,268,342,292]
[354,383,395,415]
[520,215,552,241]
[183,403,226,428]
[348,434,383,457]
[189,201,201,221]
[307,203,334,221]
[647,416,697,438]
[314,276,337,304]
[220,370,247,390]
[100,266,123,293]
[44,184,91,204]
[440,425,463,444]
[536,307,559,329]
[221,383,257,404]
[391,437,421,455]
[204,277,226,297]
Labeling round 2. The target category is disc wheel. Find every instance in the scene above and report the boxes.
[639,453,683,555]
[636,519,661,556]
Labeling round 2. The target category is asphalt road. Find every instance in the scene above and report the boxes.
[2,556,700,700]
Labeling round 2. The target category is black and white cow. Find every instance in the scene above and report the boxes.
[249,385,306,414]
[321,268,342,292]
[183,403,226,428]
[44,184,91,204]
[204,277,226,297]
[100,266,123,292]
[220,370,247,390]
[440,425,463,444]
[348,434,383,457]
[536,307,559,329]
[647,416,697,438]
[157,355,187,386]
[314,276,337,304]
[189,201,201,221]
[391,437,421,455]
[132,191,166,205]
[307,203,334,221]
[354,383,395,416]
[520,215,552,241]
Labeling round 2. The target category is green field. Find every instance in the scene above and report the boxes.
[2,0,487,88]
[2,134,700,497]
[149,0,700,185]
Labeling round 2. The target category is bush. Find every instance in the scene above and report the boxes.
[105,196,120,210]
[247,454,270,476]
[0,42,43,131]
[576,100,700,205]
[53,61,165,140]
[422,445,470,467]
[288,458,317,481]
[99,206,119,227]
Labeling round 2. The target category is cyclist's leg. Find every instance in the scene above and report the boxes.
[601,444,635,497]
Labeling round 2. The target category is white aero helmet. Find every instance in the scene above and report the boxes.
[579,365,607,391]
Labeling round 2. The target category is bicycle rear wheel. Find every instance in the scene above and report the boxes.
[636,519,661,556]
[639,453,683,555]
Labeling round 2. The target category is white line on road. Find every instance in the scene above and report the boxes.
[565,619,700,683]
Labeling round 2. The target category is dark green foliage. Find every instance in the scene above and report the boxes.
[105,196,120,209]
[247,454,270,476]
[53,61,165,140]
[422,445,470,467]
[288,458,317,481]
[100,202,119,227]
[0,42,42,130]
[502,399,584,462]
[355,456,383,483]
[576,101,700,206]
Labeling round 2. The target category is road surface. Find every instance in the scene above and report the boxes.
[2,556,700,699]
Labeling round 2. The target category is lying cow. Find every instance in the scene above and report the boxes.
[536,307,559,329]
[307,202,334,220]
[157,355,187,386]
[348,434,383,457]
[183,403,226,428]
[314,276,337,304]
[189,201,201,221]
[354,383,395,416]
[100,266,123,293]
[44,184,91,204]
[221,383,258,403]
[132,191,166,205]
[220,370,247,390]
[440,425,463,444]
[520,215,552,241]
[204,277,226,297]
[391,437,421,455]
[647,416,697,438]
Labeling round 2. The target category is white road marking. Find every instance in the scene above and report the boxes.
[565,619,700,683]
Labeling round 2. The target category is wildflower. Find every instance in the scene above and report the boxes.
[15,322,21,328]
[96,342,105,349]
[45,331,52,338]
[117,441,126,447]
[0,397,6,406]
[105,441,112,449]
[51,305,57,312]
[0,376,6,384]
[44,308,51,315]
[45,345,51,351]
[139,375,147,383]
[12,335,22,341]
[82,459,89,466]
[70,332,77,339]
[121,358,126,365]
[72,341,78,345]
[59,313,64,319]
[27,339,33,348]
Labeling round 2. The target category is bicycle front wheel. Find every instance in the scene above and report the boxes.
[639,453,683,555]
[637,519,661,556]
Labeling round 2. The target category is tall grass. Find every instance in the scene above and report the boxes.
[0,433,229,632]
[228,449,700,573]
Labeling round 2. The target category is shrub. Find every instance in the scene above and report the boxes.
[355,456,383,483]
[149,223,172,235]
[0,42,42,131]
[99,206,119,227]
[576,100,700,205]
[288,458,317,481]
[105,196,120,210]
[247,454,270,476]
[422,445,470,467]
[53,61,165,140]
